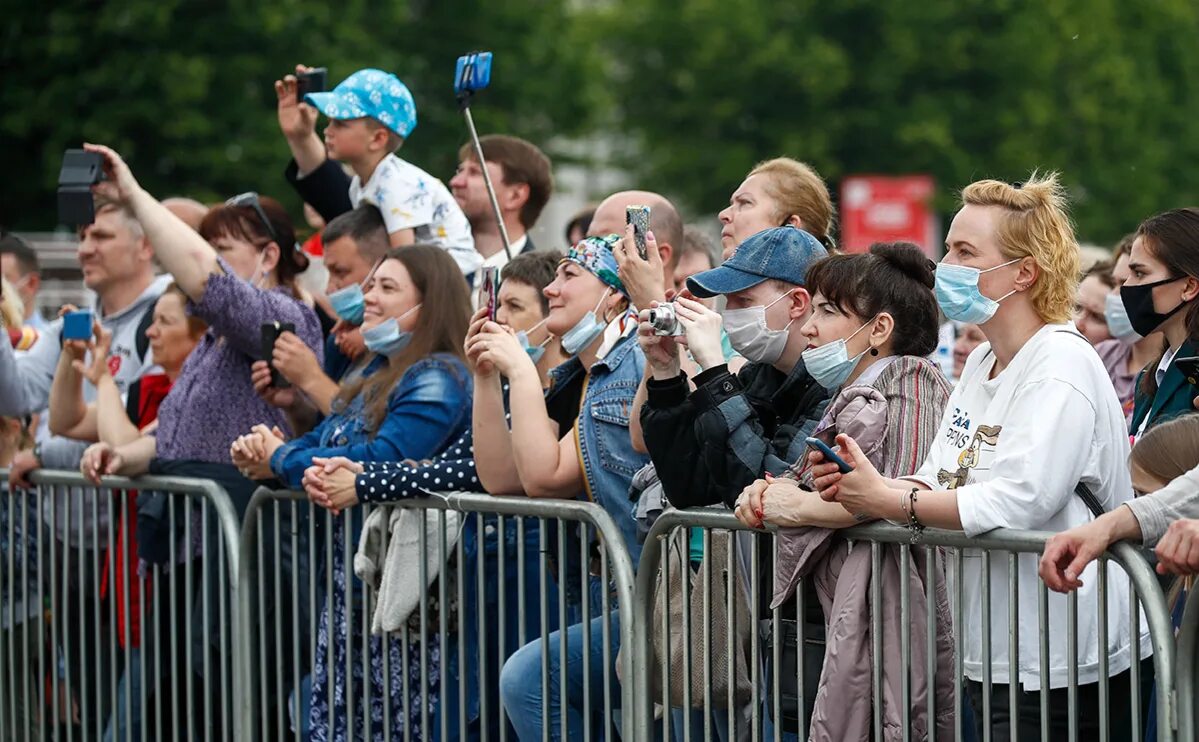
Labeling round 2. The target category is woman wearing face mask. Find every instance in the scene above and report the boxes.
[303,250,569,741]
[806,174,1151,739]
[1115,209,1199,438]
[1094,234,1166,425]
[719,157,836,259]
[232,245,472,742]
[733,242,955,740]
[468,235,648,741]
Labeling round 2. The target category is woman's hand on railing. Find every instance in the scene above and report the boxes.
[80,442,123,485]
[304,456,363,515]
[230,425,284,480]
[734,478,768,529]
[1039,519,1113,592]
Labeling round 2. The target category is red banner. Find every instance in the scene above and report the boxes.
[840,175,938,257]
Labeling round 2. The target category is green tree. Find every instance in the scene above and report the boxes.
[599,0,1199,243]
[0,0,605,231]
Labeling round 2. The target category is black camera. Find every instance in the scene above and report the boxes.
[296,67,328,103]
[57,149,105,226]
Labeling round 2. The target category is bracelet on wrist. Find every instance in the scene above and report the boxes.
[906,487,926,543]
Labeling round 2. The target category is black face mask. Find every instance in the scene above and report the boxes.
[1120,275,1188,337]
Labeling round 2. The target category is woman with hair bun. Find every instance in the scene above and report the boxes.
[735,241,956,739]
[802,174,1151,739]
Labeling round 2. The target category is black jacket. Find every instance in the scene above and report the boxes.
[641,359,829,509]
[284,158,353,223]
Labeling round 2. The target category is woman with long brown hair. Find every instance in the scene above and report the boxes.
[231,243,472,742]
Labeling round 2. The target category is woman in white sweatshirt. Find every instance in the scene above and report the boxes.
[807,173,1152,739]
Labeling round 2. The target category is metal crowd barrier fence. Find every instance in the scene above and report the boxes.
[1177,586,1199,740]
[0,469,242,742]
[633,510,1180,742]
[238,489,639,742]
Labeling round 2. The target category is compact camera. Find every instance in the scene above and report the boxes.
[648,303,684,337]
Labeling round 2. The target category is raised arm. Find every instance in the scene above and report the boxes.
[85,144,218,302]
[48,340,96,440]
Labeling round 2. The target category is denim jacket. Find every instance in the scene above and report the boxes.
[549,332,649,563]
[270,352,472,488]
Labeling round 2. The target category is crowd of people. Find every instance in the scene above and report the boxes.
[3,62,1199,741]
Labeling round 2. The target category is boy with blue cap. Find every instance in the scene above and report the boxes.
[276,66,480,275]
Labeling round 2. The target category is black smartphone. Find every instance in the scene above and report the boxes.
[1176,355,1199,386]
[296,67,328,103]
[261,321,296,388]
[804,437,853,474]
[57,149,105,226]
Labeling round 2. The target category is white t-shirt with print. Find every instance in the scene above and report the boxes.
[350,153,481,276]
[904,323,1151,690]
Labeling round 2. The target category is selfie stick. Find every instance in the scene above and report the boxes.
[457,63,512,261]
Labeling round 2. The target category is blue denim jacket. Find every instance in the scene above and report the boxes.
[549,332,648,564]
[270,352,472,488]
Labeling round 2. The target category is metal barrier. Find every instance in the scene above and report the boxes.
[239,489,639,742]
[634,510,1179,742]
[0,468,242,742]
[1176,586,1199,741]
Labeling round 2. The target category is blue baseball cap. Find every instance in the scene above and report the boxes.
[687,226,828,298]
[304,68,417,138]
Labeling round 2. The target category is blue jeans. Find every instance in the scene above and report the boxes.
[102,648,142,742]
[500,611,622,741]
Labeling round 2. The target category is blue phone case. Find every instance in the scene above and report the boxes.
[454,52,493,95]
[804,437,853,474]
[62,310,93,341]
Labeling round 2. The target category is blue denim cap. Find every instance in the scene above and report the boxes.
[304,68,417,138]
[686,226,828,298]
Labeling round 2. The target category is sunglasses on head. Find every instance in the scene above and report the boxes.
[225,191,280,246]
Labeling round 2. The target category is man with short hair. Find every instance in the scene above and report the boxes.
[673,226,719,294]
[0,230,48,333]
[449,135,553,283]
[589,190,684,312]
[252,204,390,427]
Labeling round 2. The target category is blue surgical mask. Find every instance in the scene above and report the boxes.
[801,319,874,390]
[1104,291,1140,343]
[561,289,611,356]
[934,259,1019,324]
[361,303,422,357]
[328,284,366,325]
[518,318,552,363]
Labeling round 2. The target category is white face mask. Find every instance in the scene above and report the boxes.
[719,291,794,364]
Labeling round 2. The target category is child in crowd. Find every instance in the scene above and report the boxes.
[280,66,479,275]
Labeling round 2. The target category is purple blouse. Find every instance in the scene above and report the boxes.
[154,262,323,463]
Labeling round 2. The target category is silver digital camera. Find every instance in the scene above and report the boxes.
[648,304,685,336]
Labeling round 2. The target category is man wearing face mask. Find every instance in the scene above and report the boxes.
[639,226,829,509]
[252,205,390,429]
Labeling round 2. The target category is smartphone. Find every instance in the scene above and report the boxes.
[454,52,493,96]
[261,321,296,389]
[804,437,853,474]
[57,149,105,226]
[295,67,328,103]
[626,205,651,260]
[62,310,94,341]
[1176,355,1199,386]
[478,267,501,321]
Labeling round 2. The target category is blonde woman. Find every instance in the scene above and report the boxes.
[717,157,836,258]
[807,174,1151,739]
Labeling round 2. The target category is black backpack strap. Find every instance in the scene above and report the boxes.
[134,301,156,364]
[1074,481,1106,518]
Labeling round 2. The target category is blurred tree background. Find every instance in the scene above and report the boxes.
[4,0,1199,243]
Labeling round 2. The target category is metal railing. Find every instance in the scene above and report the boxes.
[634,510,1179,742]
[238,489,640,742]
[3,467,1196,741]
[0,469,241,741]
